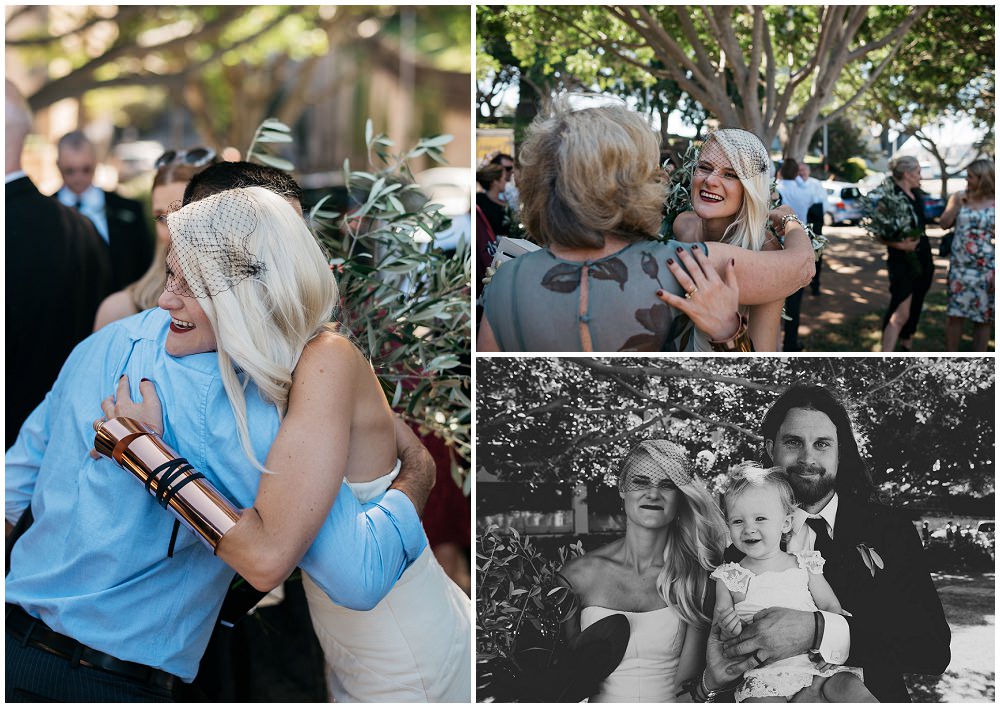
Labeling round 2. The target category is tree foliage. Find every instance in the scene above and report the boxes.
[477,358,993,502]
[858,5,995,198]
[478,6,937,159]
[7,5,471,150]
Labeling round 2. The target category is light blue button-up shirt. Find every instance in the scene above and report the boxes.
[6,308,426,681]
[56,185,109,243]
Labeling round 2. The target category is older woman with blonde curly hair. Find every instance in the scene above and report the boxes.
[477,98,815,352]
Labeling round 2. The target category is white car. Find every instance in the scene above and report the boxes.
[822,180,864,226]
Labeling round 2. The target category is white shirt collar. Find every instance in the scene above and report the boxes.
[792,492,839,540]
[57,184,103,209]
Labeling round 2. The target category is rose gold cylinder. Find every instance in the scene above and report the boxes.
[94,417,240,551]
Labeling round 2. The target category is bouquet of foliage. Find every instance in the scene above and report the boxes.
[476,526,583,701]
[249,119,470,490]
[659,142,827,260]
[860,177,921,244]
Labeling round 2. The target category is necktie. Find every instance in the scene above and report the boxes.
[74,199,83,211]
[805,516,833,555]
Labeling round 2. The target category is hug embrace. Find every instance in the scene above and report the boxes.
[557,383,950,703]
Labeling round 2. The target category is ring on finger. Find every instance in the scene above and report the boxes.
[685,286,699,299]
[753,649,765,664]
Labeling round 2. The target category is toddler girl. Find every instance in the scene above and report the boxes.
[712,464,876,702]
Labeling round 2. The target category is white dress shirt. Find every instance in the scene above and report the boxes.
[788,493,850,664]
[56,185,108,243]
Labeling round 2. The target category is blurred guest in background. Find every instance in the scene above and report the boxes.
[5,80,112,448]
[94,148,218,330]
[54,130,153,290]
[938,158,994,351]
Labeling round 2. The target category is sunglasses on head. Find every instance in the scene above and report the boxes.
[155,146,216,170]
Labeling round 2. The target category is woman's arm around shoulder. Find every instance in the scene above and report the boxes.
[216,331,362,591]
[705,219,814,305]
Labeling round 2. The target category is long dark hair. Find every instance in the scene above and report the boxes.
[759,384,874,501]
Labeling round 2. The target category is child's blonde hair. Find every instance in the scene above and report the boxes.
[721,462,797,520]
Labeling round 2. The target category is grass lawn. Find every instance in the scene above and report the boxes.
[904,571,995,702]
[807,290,996,352]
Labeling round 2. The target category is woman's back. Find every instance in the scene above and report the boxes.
[286,330,396,486]
[482,240,711,352]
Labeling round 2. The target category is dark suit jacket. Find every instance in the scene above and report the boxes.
[5,176,113,447]
[725,494,950,702]
[103,190,153,290]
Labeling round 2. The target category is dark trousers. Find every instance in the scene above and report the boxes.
[783,287,804,351]
[807,203,824,294]
[6,635,175,703]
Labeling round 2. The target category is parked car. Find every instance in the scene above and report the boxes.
[922,193,945,223]
[822,181,863,226]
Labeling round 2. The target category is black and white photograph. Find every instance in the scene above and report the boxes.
[476,357,994,702]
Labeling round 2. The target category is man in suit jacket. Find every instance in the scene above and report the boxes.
[5,81,113,447]
[718,384,950,701]
[54,131,152,290]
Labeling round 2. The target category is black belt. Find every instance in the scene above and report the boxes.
[5,604,179,693]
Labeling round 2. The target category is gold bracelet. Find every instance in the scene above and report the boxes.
[709,312,753,352]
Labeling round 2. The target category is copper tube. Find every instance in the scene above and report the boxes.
[94,417,240,551]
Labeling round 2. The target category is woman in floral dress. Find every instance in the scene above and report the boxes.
[939,159,994,351]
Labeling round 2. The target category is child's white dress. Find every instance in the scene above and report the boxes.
[711,551,864,701]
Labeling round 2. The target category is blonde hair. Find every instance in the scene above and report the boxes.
[654,474,727,629]
[127,162,214,311]
[721,462,797,519]
[171,186,338,472]
[699,130,771,252]
[966,158,995,202]
[517,97,666,248]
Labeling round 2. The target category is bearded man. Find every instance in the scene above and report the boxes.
[716,384,950,702]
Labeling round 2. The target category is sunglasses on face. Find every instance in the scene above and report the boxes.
[154,146,217,170]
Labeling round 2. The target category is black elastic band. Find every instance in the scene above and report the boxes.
[154,464,193,507]
[167,520,181,558]
[146,457,191,496]
[159,471,205,509]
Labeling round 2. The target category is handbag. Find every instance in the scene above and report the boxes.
[939,231,954,258]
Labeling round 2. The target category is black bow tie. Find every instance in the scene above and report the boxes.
[805,516,833,555]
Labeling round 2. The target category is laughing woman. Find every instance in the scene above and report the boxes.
[672,130,801,351]
[477,100,814,353]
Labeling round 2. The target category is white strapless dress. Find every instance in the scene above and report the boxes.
[580,605,686,703]
[302,462,471,702]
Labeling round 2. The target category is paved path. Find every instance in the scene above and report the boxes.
[796,223,951,340]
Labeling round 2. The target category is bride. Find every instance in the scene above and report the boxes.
[558,440,725,702]
[98,184,470,701]
[672,129,803,351]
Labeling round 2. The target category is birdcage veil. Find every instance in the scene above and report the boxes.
[699,129,770,181]
[619,439,694,492]
[164,188,267,299]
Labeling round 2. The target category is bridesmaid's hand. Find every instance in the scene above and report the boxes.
[90,375,163,459]
[705,622,757,693]
[658,246,741,341]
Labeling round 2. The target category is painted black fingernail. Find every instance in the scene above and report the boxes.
[675,246,683,253]
[119,374,125,381]
[731,258,736,266]
[656,289,664,296]
[141,378,150,383]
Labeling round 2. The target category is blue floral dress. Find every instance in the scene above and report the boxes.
[947,206,995,323]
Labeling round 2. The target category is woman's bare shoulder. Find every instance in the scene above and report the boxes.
[93,289,138,331]
[672,211,701,242]
[292,330,369,388]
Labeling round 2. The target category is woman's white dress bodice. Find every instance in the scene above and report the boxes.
[580,605,685,703]
[302,461,471,702]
